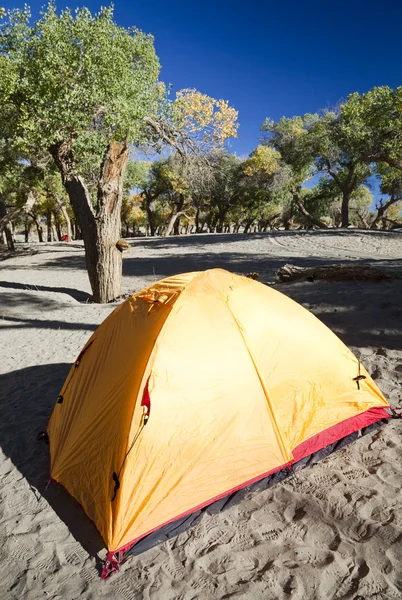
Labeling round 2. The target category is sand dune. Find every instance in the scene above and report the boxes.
[1,229,402,599]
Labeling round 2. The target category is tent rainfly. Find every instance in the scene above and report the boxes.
[45,269,390,578]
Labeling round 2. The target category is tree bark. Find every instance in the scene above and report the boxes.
[357,211,370,229]
[293,192,328,229]
[370,196,402,230]
[56,201,72,241]
[24,216,30,243]
[53,210,62,240]
[243,219,254,234]
[73,220,82,240]
[276,263,391,283]
[173,215,181,236]
[164,211,188,237]
[4,226,14,250]
[341,191,351,228]
[51,137,130,303]
[0,192,37,249]
[143,192,157,236]
[0,197,15,251]
[30,212,44,242]
[46,210,52,241]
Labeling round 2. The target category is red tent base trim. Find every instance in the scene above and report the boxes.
[101,406,390,579]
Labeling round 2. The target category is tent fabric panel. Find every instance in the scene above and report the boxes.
[225,277,388,450]
[111,271,291,551]
[48,293,177,546]
[115,410,387,561]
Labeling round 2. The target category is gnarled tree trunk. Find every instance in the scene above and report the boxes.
[53,210,62,240]
[0,192,37,250]
[341,191,351,228]
[370,196,402,230]
[46,210,53,241]
[24,216,31,242]
[143,192,157,237]
[293,192,328,229]
[57,202,72,241]
[51,137,130,303]
[0,197,15,251]
[30,212,44,242]
[164,210,187,237]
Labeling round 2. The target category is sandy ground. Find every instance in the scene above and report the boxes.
[1,229,402,600]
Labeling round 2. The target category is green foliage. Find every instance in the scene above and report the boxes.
[340,86,402,168]
[0,3,160,173]
[308,110,372,189]
[261,114,318,184]
[123,160,150,197]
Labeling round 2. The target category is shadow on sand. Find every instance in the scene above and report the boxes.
[0,364,104,566]
[0,280,91,303]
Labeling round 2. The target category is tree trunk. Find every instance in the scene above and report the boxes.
[4,226,14,250]
[341,191,351,228]
[0,198,15,251]
[216,207,228,234]
[53,210,62,240]
[357,211,369,229]
[30,213,44,242]
[0,229,5,245]
[173,215,181,236]
[293,192,328,229]
[165,211,186,237]
[243,219,254,234]
[195,207,201,233]
[370,196,402,230]
[24,216,31,242]
[0,191,37,250]
[73,220,82,240]
[143,193,157,236]
[51,137,129,303]
[47,210,52,241]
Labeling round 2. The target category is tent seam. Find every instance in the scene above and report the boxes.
[111,271,206,546]
[224,288,292,464]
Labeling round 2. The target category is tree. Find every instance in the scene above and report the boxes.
[340,86,402,172]
[371,166,402,229]
[121,193,146,236]
[1,4,161,301]
[308,111,372,227]
[207,151,242,233]
[143,88,239,235]
[145,155,194,237]
[237,145,284,232]
[145,88,239,157]
[261,115,329,229]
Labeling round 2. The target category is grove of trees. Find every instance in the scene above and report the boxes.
[0,4,401,302]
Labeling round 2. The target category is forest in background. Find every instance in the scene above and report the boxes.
[1,4,402,301]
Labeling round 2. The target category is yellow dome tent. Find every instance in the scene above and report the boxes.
[46,269,389,578]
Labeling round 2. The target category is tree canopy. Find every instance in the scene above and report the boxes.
[0,3,401,301]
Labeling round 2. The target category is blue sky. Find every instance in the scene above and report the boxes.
[3,0,402,158]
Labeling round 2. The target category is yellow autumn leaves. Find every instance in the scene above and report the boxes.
[173,88,239,147]
[242,145,281,177]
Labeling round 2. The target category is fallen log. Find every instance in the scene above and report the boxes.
[276,263,392,283]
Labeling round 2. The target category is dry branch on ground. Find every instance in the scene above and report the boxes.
[276,263,393,283]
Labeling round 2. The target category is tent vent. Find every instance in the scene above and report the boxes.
[353,362,367,390]
[111,472,120,501]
